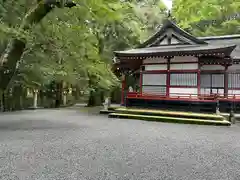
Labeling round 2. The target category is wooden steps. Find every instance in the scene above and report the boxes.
[108,108,231,126]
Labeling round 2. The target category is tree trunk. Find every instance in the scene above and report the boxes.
[0,1,76,91]
[12,86,24,110]
[55,81,63,108]
[0,39,26,91]
[87,90,95,107]
[0,3,53,91]
[74,85,80,100]
[1,91,5,112]
[39,90,44,106]
[100,91,104,103]
[87,89,103,107]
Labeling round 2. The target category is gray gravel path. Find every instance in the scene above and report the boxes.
[0,109,240,180]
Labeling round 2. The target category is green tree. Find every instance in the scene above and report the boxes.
[0,0,168,110]
[133,0,168,41]
[0,0,75,90]
[172,0,240,36]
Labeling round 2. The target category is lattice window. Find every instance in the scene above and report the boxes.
[142,73,167,95]
[142,74,166,86]
[228,73,240,88]
[142,86,166,95]
[170,73,197,86]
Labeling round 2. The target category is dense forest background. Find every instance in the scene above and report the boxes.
[0,0,239,111]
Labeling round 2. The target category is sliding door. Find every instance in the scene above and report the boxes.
[200,73,224,95]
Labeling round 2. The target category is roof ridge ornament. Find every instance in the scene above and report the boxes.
[167,10,171,18]
[166,10,177,24]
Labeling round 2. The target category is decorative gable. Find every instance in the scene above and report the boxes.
[139,19,207,48]
[159,37,169,45]
[170,37,182,44]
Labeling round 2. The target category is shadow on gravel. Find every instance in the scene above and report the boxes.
[77,106,102,115]
[0,119,82,131]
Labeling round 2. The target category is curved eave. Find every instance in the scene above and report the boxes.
[112,57,143,69]
[114,45,237,58]
[199,34,240,41]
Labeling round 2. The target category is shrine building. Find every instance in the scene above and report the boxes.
[114,19,240,113]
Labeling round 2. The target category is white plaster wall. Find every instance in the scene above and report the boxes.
[228,64,240,71]
[172,31,196,44]
[201,65,225,70]
[211,88,224,95]
[171,56,198,63]
[160,38,168,45]
[200,88,211,95]
[201,88,224,95]
[171,37,181,44]
[170,63,198,70]
[169,88,198,97]
[145,64,167,71]
[228,90,240,96]
[143,57,167,64]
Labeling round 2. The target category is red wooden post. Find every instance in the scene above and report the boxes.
[224,65,228,98]
[139,66,143,95]
[166,58,170,97]
[197,63,201,97]
[121,74,126,105]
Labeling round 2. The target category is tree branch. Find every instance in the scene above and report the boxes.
[0,0,76,90]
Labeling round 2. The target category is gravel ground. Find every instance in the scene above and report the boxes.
[0,109,240,180]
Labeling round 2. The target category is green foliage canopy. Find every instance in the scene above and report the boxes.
[172,0,240,36]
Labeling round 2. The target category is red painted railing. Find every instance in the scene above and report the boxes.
[126,92,139,98]
[126,91,240,102]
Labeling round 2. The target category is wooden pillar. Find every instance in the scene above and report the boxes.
[121,74,126,105]
[139,66,143,95]
[224,65,228,98]
[166,58,171,97]
[197,63,201,97]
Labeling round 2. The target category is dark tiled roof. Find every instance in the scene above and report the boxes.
[199,34,240,40]
[115,18,240,59]
[115,44,236,57]
[198,35,240,59]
